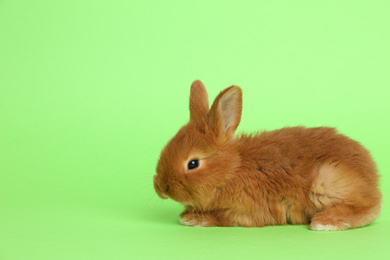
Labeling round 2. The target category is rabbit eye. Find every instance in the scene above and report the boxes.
[187,159,199,170]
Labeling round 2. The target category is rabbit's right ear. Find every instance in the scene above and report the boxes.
[207,85,242,138]
[189,80,209,125]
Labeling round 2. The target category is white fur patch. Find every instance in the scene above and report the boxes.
[180,220,192,226]
[310,222,352,231]
[310,224,339,231]
[310,223,345,231]
[180,218,209,227]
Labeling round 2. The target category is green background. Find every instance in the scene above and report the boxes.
[1,1,389,259]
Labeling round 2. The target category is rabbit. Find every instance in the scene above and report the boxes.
[153,80,382,231]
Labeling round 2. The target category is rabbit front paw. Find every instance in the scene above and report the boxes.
[180,213,218,227]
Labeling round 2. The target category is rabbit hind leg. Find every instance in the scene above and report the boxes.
[309,164,381,231]
[309,204,381,231]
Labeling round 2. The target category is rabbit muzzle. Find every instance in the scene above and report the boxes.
[153,175,169,199]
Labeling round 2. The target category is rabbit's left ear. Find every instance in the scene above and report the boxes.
[207,85,242,138]
[189,80,209,125]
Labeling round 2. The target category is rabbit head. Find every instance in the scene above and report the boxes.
[154,80,242,208]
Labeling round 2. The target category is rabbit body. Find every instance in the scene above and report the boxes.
[154,81,382,231]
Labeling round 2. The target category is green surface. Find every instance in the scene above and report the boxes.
[1,1,389,259]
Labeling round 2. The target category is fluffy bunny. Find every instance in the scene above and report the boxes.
[154,80,382,231]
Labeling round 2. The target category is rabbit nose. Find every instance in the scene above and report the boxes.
[154,175,169,199]
[154,175,166,191]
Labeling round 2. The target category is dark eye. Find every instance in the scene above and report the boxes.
[187,159,199,170]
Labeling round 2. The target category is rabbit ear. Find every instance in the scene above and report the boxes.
[189,80,209,124]
[207,86,242,137]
